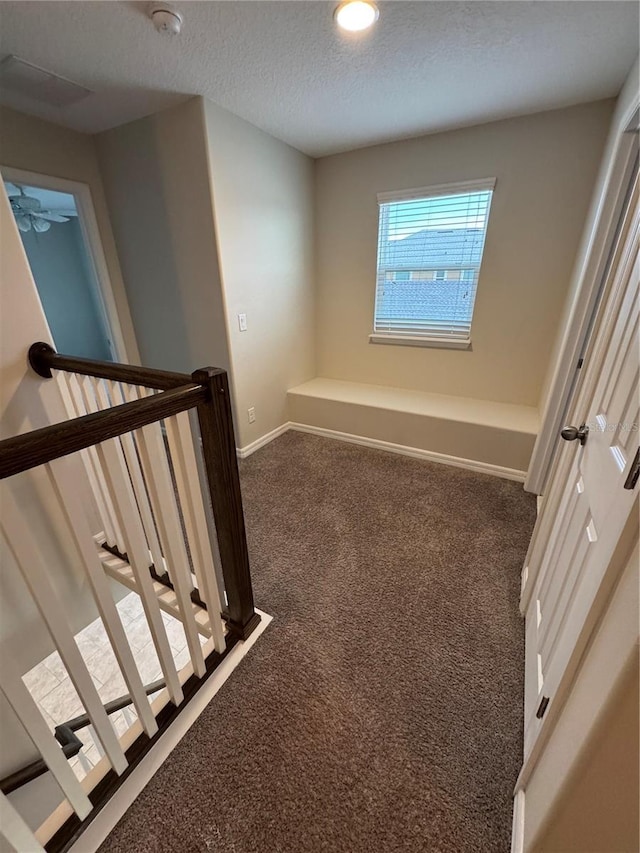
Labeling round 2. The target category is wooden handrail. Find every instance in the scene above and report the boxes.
[0,383,207,480]
[29,342,191,390]
[4,342,260,642]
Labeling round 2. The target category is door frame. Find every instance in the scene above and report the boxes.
[525,97,639,496]
[1,165,129,362]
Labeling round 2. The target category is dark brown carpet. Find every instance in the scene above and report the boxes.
[100,432,536,853]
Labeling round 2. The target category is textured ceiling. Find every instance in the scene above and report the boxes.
[0,1,637,157]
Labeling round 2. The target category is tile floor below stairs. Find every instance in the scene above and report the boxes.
[22,591,202,781]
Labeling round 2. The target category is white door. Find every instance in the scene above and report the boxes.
[522,176,639,756]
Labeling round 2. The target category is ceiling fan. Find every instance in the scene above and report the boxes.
[9,186,77,233]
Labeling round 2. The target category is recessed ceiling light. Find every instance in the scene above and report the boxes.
[334,1,379,32]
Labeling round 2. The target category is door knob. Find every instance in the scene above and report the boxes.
[560,424,589,445]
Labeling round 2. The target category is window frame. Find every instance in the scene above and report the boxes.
[370,177,496,350]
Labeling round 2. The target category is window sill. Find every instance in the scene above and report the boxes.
[369,333,471,350]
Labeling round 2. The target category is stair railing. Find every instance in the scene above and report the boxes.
[0,343,259,852]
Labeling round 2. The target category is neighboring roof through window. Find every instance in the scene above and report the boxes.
[372,178,495,349]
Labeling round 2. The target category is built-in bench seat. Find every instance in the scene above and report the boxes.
[287,378,539,480]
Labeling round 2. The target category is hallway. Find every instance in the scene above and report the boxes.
[101,431,536,852]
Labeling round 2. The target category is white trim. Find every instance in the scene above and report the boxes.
[524,92,639,495]
[235,420,526,480]
[510,790,525,853]
[236,422,291,458]
[377,177,496,203]
[288,422,526,482]
[369,333,471,350]
[63,609,272,853]
[0,165,129,362]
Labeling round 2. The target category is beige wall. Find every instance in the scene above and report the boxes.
[314,101,614,408]
[203,99,316,448]
[538,57,640,416]
[96,98,230,378]
[534,656,639,853]
[0,106,139,362]
[97,97,315,450]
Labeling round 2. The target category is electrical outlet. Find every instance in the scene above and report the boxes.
[238,313,248,332]
[247,407,256,424]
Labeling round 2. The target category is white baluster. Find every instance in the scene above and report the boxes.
[122,386,206,677]
[62,373,122,550]
[45,458,158,737]
[1,791,47,851]
[103,381,165,578]
[92,429,184,704]
[165,411,226,653]
[74,376,127,555]
[59,373,116,547]
[0,491,127,776]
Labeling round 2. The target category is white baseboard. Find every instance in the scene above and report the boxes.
[67,610,272,853]
[235,420,526,482]
[236,423,290,459]
[288,422,527,482]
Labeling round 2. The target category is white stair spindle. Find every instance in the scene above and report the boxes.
[75,376,127,555]
[67,375,122,548]
[123,386,206,677]
[93,432,184,704]
[0,492,127,776]
[60,373,119,548]
[54,371,106,537]
[103,381,165,576]
[1,791,47,851]
[44,459,158,738]
[165,411,226,653]
[87,724,105,759]
[0,662,93,822]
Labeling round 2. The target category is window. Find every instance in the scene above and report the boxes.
[372,178,495,348]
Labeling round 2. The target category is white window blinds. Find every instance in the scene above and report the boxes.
[374,179,495,343]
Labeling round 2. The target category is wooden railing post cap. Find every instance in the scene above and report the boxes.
[28,342,56,379]
[191,367,227,386]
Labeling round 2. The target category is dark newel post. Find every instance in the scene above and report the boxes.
[192,366,260,640]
